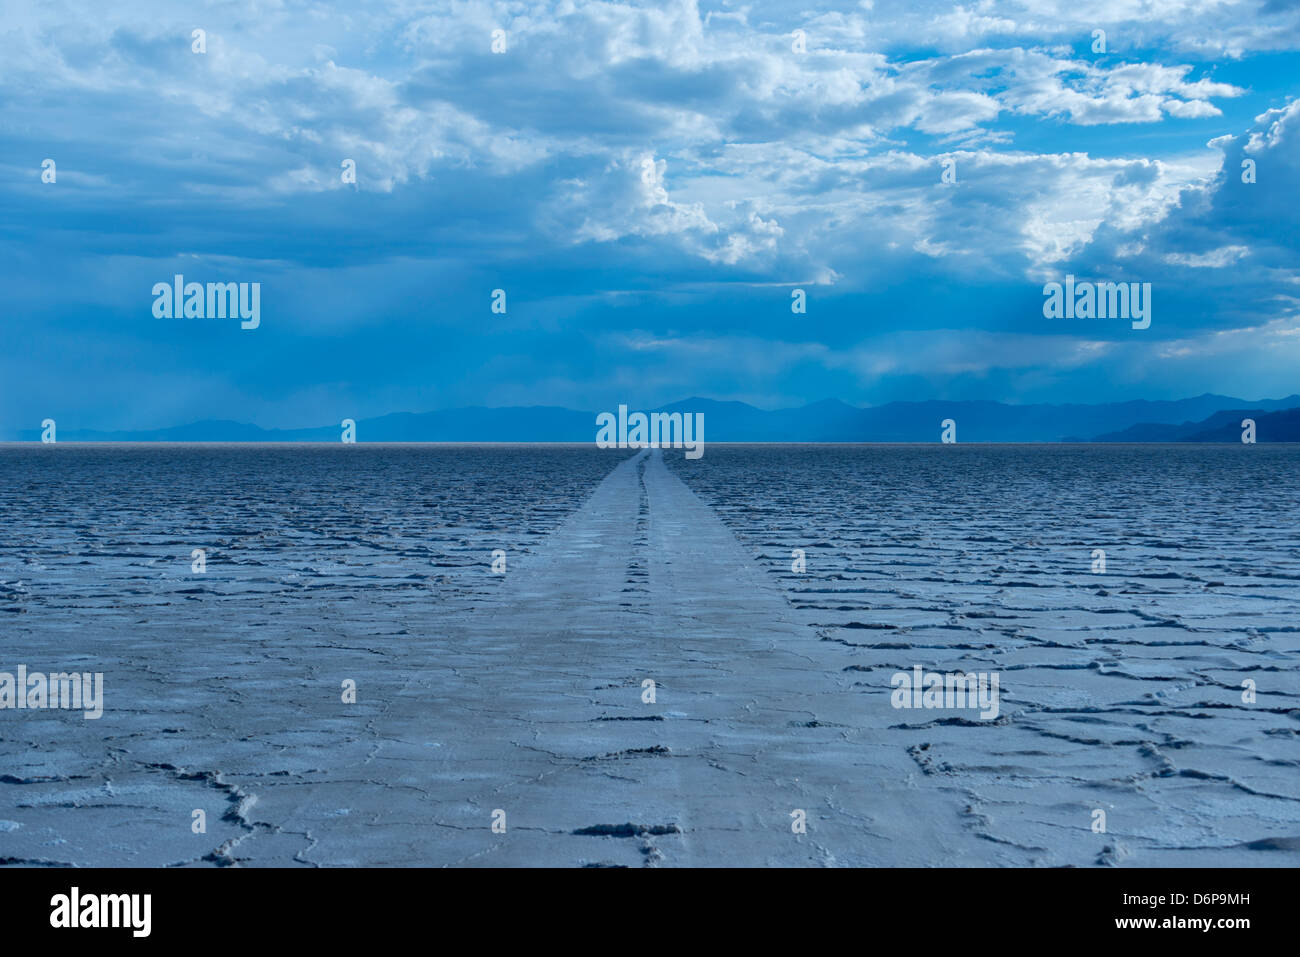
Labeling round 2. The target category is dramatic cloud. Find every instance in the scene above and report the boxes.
[1,0,1297,428]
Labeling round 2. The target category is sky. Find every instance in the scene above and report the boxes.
[3,0,1300,431]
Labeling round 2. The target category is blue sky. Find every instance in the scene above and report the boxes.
[3,0,1300,430]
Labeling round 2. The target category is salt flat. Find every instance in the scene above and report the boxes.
[1,444,1297,867]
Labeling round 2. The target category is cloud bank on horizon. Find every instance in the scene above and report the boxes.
[3,0,1299,430]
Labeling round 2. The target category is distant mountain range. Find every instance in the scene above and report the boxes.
[10,394,1300,443]
[1093,406,1300,442]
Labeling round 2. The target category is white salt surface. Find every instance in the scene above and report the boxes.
[1,446,1297,866]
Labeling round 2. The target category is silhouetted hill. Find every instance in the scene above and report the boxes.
[1095,406,1300,442]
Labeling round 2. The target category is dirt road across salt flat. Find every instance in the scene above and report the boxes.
[271,448,999,867]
